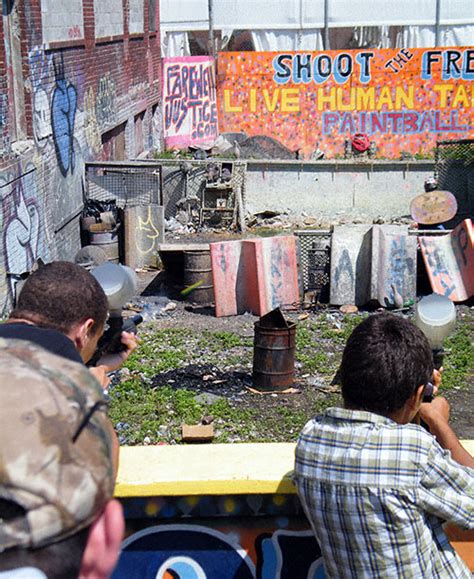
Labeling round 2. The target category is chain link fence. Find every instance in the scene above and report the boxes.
[85,159,247,229]
[435,139,474,226]
[295,230,332,301]
[85,162,162,208]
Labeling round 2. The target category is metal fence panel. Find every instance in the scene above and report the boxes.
[435,139,474,225]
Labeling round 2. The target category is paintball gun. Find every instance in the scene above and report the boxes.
[89,262,142,365]
[414,293,456,402]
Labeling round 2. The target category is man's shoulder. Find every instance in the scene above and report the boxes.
[0,322,82,364]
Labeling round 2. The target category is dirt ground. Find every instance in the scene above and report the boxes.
[111,268,473,443]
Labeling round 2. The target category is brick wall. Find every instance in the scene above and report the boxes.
[0,0,163,312]
[0,14,8,152]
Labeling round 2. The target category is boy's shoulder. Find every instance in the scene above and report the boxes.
[296,407,437,461]
[295,408,446,487]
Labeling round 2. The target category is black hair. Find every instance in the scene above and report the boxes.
[11,261,108,335]
[340,313,433,415]
[0,499,89,579]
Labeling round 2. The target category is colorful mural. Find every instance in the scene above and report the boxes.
[114,493,324,578]
[163,56,219,148]
[114,494,324,578]
[113,524,326,579]
[217,47,474,159]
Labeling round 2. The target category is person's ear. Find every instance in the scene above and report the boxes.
[411,384,425,410]
[79,499,125,579]
[71,318,95,351]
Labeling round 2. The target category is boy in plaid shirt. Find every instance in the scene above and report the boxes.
[294,313,473,578]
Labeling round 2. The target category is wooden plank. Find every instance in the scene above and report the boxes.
[158,243,210,252]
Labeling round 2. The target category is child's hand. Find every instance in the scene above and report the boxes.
[419,396,450,427]
[432,367,443,396]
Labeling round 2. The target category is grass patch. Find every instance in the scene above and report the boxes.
[124,327,191,376]
[295,314,366,374]
[198,330,251,352]
[109,309,471,445]
[440,323,473,390]
[108,380,260,444]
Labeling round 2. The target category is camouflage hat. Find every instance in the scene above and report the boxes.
[0,339,116,552]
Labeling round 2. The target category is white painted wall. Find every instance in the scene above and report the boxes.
[41,0,84,45]
[129,0,144,34]
[95,0,124,38]
[245,160,435,219]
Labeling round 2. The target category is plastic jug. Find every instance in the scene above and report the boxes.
[92,262,137,313]
[414,293,456,349]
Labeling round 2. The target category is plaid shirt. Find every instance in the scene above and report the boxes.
[294,407,474,578]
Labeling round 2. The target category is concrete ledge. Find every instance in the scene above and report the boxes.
[115,441,474,498]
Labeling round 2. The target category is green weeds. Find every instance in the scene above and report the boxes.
[441,323,473,390]
[108,311,472,445]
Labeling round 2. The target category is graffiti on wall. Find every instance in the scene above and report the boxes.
[0,94,7,130]
[135,206,162,254]
[0,164,48,310]
[163,56,218,147]
[419,218,474,301]
[152,102,163,151]
[218,47,474,158]
[112,524,324,579]
[0,42,87,312]
[51,53,78,176]
[83,87,102,154]
[29,48,85,224]
[29,46,53,144]
[96,74,117,129]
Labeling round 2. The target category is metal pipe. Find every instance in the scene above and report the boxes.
[435,0,441,46]
[324,0,330,50]
[208,0,216,59]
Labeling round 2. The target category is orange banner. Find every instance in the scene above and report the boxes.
[217,48,473,159]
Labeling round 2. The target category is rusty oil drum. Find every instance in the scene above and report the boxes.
[183,250,214,305]
[252,321,296,391]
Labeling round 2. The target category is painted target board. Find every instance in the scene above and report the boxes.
[410,190,458,224]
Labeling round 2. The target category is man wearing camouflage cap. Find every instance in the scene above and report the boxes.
[0,339,124,579]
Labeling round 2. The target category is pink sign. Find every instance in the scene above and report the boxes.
[163,56,218,148]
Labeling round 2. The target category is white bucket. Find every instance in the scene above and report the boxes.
[414,293,456,349]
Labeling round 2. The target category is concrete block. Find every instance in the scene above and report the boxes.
[210,239,247,317]
[181,424,214,442]
[254,236,299,315]
[124,204,164,270]
[210,236,299,317]
[371,225,416,307]
[330,225,372,306]
[419,218,473,301]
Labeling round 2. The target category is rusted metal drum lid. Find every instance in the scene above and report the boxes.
[410,190,458,224]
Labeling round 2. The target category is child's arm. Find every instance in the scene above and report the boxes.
[420,397,474,469]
